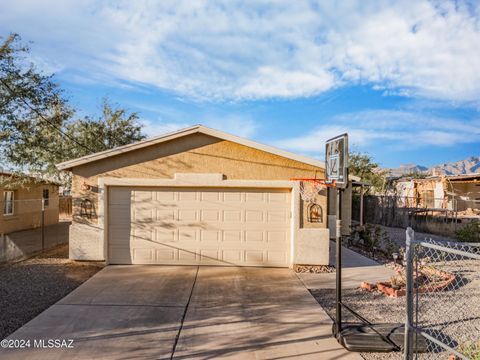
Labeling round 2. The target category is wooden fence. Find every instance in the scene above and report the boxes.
[59,196,72,218]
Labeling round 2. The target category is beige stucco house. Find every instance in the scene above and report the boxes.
[57,125,352,267]
[1,173,60,235]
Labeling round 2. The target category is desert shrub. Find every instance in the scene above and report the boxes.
[349,223,399,259]
[456,220,480,243]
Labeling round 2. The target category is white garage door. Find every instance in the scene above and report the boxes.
[108,187,291,267]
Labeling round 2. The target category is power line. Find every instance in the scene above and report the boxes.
[0,77,104,153]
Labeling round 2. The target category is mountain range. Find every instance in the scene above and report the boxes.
[385,156,480,177]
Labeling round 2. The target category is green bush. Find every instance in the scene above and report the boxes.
[455,220,480,243]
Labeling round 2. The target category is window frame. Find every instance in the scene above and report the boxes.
[43,188,50,207]
[3,190,14,216]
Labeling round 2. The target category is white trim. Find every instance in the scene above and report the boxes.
[3,190,14,216]
[98,176,297,267]
[57,124,325,170]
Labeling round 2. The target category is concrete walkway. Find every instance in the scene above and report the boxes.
[1,265,360,360]
[298,241,395,291]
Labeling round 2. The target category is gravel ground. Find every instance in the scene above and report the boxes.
[310,257,480,360]
[0,244,104,340]
[311,288,405,360]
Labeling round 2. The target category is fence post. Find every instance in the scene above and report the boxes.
[335,189,343,335]
[404,227,415,360]
[41,198,45,251]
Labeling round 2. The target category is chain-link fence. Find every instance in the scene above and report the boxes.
[405,231,480,359]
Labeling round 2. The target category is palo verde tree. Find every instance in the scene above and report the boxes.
[0,33,145,187]
[348,152,388,193]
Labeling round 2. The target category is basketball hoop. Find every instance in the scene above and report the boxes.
[290,178,336,202]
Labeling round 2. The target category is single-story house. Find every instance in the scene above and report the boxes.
[1,172,60,235]
[57,125,352,267]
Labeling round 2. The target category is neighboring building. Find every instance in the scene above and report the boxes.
[57,125,353,267]
[392,174,480,216]
[0,173,60,235]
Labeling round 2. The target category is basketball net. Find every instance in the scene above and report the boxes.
[299,181,326,203]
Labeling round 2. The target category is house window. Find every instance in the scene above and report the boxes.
[43,189,49,207]
[3,191,14,216]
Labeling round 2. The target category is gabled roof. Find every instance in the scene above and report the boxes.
[57,124,325,171]
[0,171,60,186]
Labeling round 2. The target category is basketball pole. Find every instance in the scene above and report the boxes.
[335,187,342,335]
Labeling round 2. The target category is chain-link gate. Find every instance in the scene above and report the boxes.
[404,228,480,359]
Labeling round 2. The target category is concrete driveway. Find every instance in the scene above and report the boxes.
[1,266,360,360]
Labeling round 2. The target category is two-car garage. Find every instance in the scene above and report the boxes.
[108,187,292,267]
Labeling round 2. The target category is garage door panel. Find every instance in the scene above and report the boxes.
[200,209,220,221]
[156,248,177,261]
[223,192,242,202]
[133,207,155,223]
[156,209,175,221]
[178,209,198,221]
[245,210,264,222]
[223,210,242,222]
[108,187,291,267]
[200,191,220,202]
[200,249,219,260]
[133,190,155,202]
[245,192,265,202]
[155,191,176,201]
[200,230,220,242]
[178,191,198,202]
[245,231,264,243]
[223,230,242,242]
[222,250,242,262]
[179,229,198,242]
[178,249,197,261]
[155,230,176,243]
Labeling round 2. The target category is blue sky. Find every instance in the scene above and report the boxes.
[1,0,479,168]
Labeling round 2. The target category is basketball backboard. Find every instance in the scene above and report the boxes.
[325,133,348,189]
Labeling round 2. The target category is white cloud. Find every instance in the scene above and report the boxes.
[202,116,259,138]
[1,1,480,101]
[275,110,480,154]
[139,114,259,138]
[139,119,191,138]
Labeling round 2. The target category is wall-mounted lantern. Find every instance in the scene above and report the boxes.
[80,198,96,219]
[308,203,323,223]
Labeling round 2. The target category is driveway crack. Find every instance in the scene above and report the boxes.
[170,265,199,360]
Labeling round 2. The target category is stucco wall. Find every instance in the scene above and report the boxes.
[0,183,59,234]
[69,133,331,265]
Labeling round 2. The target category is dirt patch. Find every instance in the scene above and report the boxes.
[0,244,104,340]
